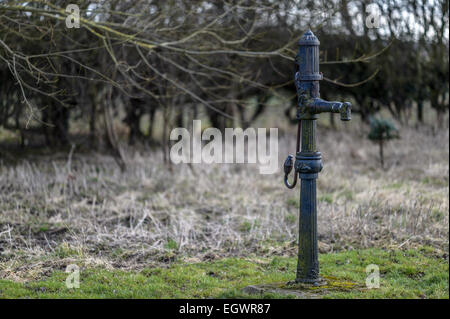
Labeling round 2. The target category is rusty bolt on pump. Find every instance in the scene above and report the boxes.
[284,30,351,284]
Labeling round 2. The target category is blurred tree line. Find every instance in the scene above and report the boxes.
[0,0,448,164]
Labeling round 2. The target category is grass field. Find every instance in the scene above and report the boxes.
[0,117,448,298]
[0,248,447,298]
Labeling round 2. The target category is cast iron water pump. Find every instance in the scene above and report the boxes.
[284,30,351,284]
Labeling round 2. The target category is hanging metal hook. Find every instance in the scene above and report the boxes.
[284,155,297,189]
[284,120,301,189]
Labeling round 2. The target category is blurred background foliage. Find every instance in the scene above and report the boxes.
[0,0,448,166]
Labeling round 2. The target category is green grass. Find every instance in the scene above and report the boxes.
[0,247,448,299]
[421,176,449,187]
[319,193,334,204]
[385,182,403,189]
[286,197,299,208]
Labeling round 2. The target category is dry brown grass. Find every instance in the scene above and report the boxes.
[0,124,448,281]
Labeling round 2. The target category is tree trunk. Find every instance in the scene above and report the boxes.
[436,109,444,129]
[103,87,126,171]
[417,100,424,124]
[89,87,97,149]
[148,106,156,142]
[379,139,384,168]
